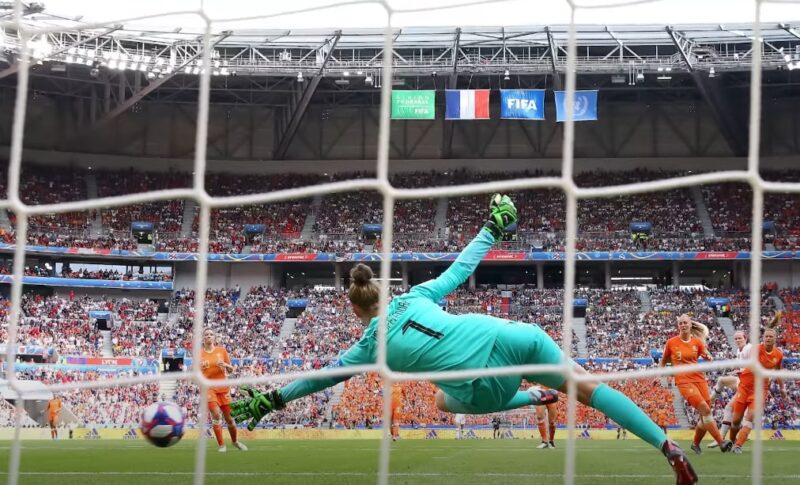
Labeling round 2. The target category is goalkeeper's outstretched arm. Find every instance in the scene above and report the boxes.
[410,194,517,302]
[231,326,377,429]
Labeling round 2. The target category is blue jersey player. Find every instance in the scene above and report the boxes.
[232,194,697,484]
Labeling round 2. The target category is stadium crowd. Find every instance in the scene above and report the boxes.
[2,166,799,254]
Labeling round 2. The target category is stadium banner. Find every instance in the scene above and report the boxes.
[0,275,172,290]
[554,90,598,122]
[362,224,383,234]
[161,348,187,358]
[391,90,435,119]
[573,298,588,307]
[287,299,309,308]
[445,89,490,120]
[3,428,799,441]
[630,222,652,232]
[244,224,266,234]
[1,243,800,262]
[130,221,154,231]
[500,89,545,119]
[763,220,776,231]
[0,344,49,356]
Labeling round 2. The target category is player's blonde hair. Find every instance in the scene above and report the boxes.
[690,320,709,341]
[348,263,380,312]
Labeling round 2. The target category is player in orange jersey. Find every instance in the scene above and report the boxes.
[729,328,787,454]
[201,329,247,452]
[389,383,404,441]
[660,314,732,454]
[46,395,62,440]
[533,385,558,449]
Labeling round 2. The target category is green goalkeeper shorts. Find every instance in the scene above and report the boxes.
[443,321,568,414]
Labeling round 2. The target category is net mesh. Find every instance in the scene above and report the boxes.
[1,1,799,484]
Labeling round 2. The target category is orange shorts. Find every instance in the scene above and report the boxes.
[677,381,711,409]
[48,414,58,425]
[207,388,232,407]
[732,389,767,416]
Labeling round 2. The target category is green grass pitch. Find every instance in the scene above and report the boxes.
[0,439,798,484]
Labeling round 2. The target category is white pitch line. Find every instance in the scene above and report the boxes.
[1,472,799,479]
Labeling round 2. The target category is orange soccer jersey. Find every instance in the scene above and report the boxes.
[733,344,783,415]
[662,336,707,385]
[47,398,62,419]
[201,346,231,404]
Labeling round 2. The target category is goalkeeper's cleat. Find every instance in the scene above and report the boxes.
[733,446,743,454]
[690,443,702,455]
[549,440,556,448]
[233,441,248,451]
[720,440,733,453]
[218,445,227,453]
[707,441,719,449]
[536,442,550,449]
[661,440,698,485]
[528,388,559,406]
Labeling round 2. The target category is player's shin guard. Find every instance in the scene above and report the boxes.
[537,420,547,441]
[212,420,224,446]
[692,423,707,446]
[589,384,667,449]
[702,415,724,444]
[735,421,753,448]
[720,421,731,439]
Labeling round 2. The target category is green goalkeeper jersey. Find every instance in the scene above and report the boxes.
[281,229,505,405]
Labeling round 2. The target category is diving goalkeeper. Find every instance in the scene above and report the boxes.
[232,194,698,485]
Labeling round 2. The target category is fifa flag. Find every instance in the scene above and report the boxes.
[445,90,490,120]
[554,90,598,122]
[500,90,545,120]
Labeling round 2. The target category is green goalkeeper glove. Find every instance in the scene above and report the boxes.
[230,386,286,431]
[484,194,518,241]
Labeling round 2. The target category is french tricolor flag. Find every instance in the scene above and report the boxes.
[445,89,490,120]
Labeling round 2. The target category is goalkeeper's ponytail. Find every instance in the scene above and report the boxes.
[349,263,379,312]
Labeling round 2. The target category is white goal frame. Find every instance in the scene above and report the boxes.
[2,1,798,484]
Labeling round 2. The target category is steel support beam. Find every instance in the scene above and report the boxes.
[667,26,747,156]
[545,27,563,90]
[0,25,122,80]
[441,28,461,159]
[273,31,341,160]
[90,31,231,130]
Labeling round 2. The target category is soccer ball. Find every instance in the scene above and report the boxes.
[140,401,186,448]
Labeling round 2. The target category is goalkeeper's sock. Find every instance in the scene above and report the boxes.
[549,422,556,442]
[228,424,238,443]
[212,424,224,446]
[589,384,667,450]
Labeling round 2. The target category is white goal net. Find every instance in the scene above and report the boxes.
[1,1,798,484]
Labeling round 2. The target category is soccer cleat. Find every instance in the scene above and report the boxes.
[536,442,550,449]
[234,441,248,451]
[661,440,698,485]
[720,440,733,453]
[733,446,743,454]
[690,443,702,455]
[707,441,719,449]
[218,445,227,453]
[549,441,556,448]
